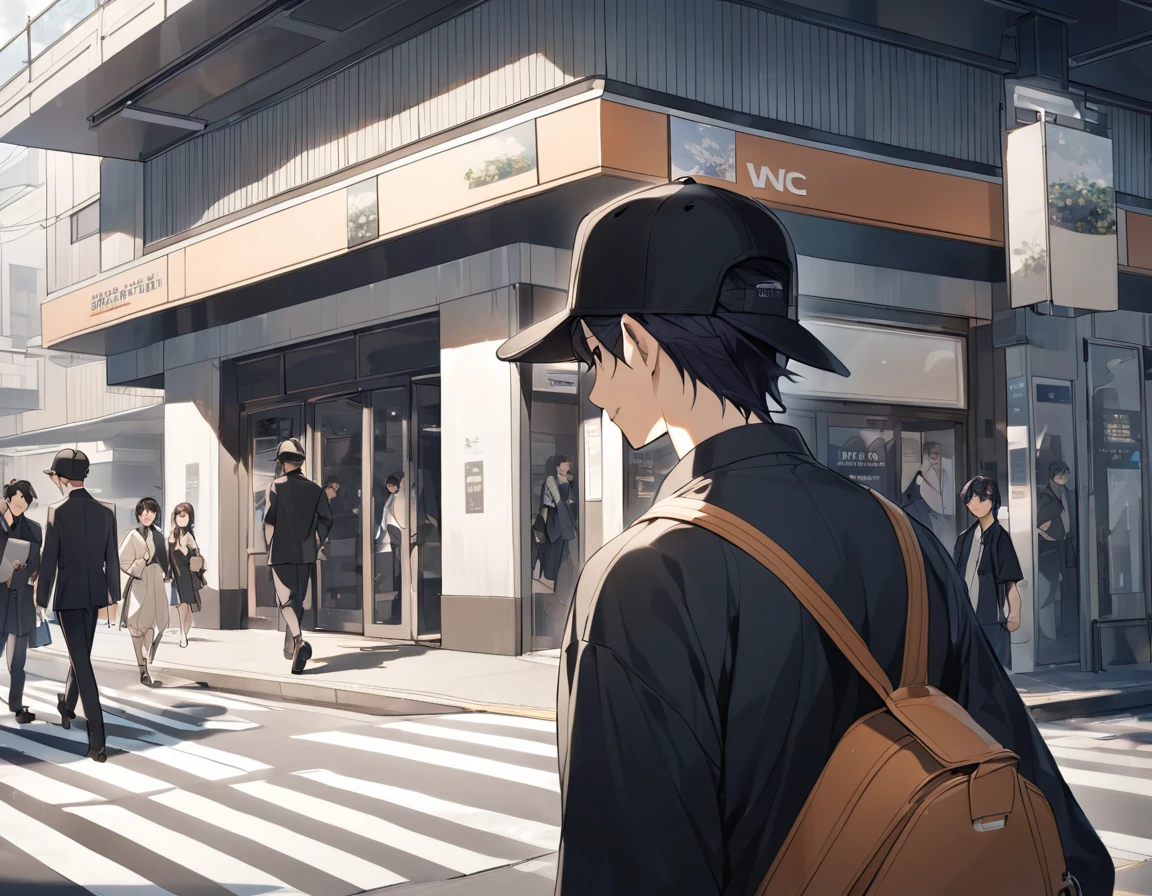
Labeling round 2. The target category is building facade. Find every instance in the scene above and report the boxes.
[3,0,1152,671]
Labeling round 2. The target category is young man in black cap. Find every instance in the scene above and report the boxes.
[36,448,120,762]
[263,438,333,674]
[497,179,1110,895]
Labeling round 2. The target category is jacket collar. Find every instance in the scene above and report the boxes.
[655,423,813,502]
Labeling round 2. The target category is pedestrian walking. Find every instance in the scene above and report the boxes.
[119,497,170,686]
[496,178,1110,895]
[35,448,119,763]
[167,503,203,649]
[264,438,332,674]
[0,480,41,724]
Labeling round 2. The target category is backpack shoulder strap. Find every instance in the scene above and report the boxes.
[869,490,929,689]
[637,489,930,699]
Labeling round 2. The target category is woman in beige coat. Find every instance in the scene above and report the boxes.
[119,497,170,686]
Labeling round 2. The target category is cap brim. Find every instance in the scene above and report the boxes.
[723,313,850,377]
[496,308,580,363]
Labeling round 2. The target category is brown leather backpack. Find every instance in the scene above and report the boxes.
[640,490,1079,896]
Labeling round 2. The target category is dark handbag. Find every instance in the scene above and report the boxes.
[31,614,52,649]
[899,473,933,529]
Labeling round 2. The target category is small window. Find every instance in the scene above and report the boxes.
[285,337,356,392]
[70,201,100,243]
[236,355,284,403]
[358,317,439,378]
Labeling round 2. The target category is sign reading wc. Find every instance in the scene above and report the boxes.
[746,162,808,195]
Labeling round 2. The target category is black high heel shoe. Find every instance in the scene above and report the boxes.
[86,748,107,763]
[57,694,75,730]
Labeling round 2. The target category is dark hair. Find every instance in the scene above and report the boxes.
[960,476,1001,519]
[170,502,195,541]
[135,496,160,521]
[324,475,340,488]
[3,480,35,504]
[555,455,572,468]
[1049,461,1070,480]
[385,474,400,489]
[923,441,941,456]
[573,311,795,424]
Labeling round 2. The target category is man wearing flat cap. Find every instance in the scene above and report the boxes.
[36,448,119,762]
[497,178,1111,895]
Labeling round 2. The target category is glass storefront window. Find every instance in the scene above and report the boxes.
[1033,379,1080,665]
[414,383,442,636]
[1088,344,1145,621]
[371,389,407,627]
[827,419,896,499]
[315,396,364,632]
[899,422,960,551]
[528,362,581,651]
[624,435,678,526]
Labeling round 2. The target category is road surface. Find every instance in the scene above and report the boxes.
[3,652,1152,894]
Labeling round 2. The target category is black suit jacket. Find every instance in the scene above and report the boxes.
[3,513,42,637]
[36,489,120,612]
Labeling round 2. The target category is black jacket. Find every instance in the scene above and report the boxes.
[556,423,1111,896]
[2,513,41,637]
[265,470,333,565]
[36,489,120,612]
[953,520,1024,625]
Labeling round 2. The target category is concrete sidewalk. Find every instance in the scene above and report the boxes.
[29,618,1152,723]
[35,619,560,720]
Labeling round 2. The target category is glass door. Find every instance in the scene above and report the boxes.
[247,405,303,625]
[1033,378,1080,666]
[826,414,897,500]
[413,382,442,638]
[366,387,411,639]
[899,420,962,551]
[314,396,365,633]
[1087,343,1146,622]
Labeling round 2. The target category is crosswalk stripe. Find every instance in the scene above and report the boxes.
[0,758,102,805]
[101,693,254,733]
[65,804,306,896]
[1,714,238,783]
[1098,830,1152,860]
[437,713,556,733]
[106,737,247,782]
[21,684,154,734]
[233,780,513,875]
[380,720,558,758]
[152,789,407,890]
[1049,746,1152,771]
[296,768,561,851]
[1058,766,1152,798]
[136,730,270,774]
[0,728,170,794]
[295,730,561,792]
[0,800,175,895]
[98,684,260,726]
[20,683,269,774]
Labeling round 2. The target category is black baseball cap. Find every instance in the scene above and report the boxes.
[497,178,847,377]
[275,438,306,463]
[44,448,90,482]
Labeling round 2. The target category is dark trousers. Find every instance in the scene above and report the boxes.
[57,608,106,751]
[272,564,312,652]
[1,632,28,711]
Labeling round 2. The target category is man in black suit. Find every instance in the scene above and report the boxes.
[35,449,120,762]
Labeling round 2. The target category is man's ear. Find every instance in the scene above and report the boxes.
[620,314,656,372]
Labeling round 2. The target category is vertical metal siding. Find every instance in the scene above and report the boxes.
[1111,105,1152,201]
[145,0,1002,244]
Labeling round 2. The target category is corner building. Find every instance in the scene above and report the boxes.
[5,0,1152,670]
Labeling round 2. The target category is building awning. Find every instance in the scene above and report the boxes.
[0,403,163,450]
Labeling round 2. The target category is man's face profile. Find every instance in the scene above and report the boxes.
[581,319,667,450]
